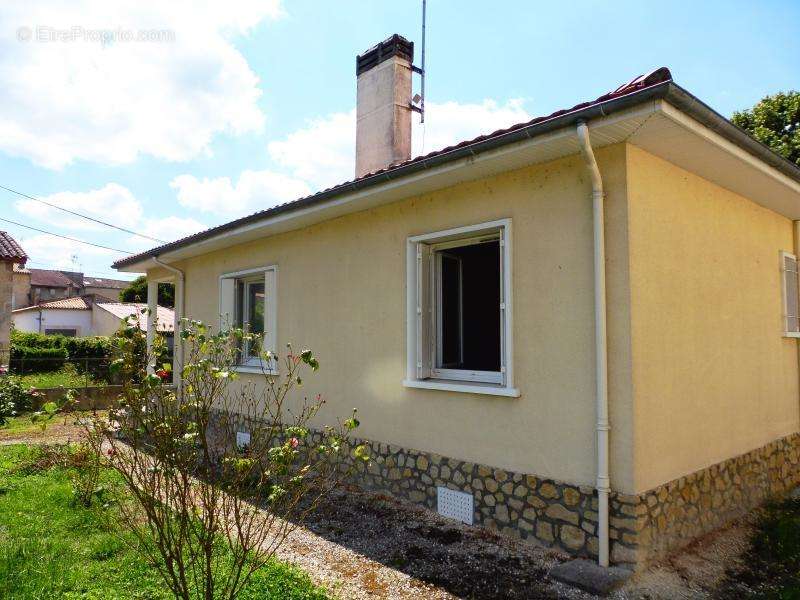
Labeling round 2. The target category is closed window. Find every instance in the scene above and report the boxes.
[219,267,277,370]
[406,219,516,395]
[782,251,800,337]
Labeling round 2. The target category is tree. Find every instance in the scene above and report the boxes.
[83,318,366,600]
[119,275,175,308]
[732,91,800,167]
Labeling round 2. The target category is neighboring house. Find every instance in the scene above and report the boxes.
[11,264,30,310]
[0,232,27,364]
[11,267,130,309]
[112,36,800,568]
[82,276,130,299]
[12,294,174,339]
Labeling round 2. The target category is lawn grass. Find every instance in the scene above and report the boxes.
[14,364,101,389]
[0,444,329,600]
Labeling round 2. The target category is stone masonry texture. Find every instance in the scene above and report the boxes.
[215,410,800,567]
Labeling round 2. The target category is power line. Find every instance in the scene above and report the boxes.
[0,216,133,254]
[0,183,166,243]
[24,259,138,279]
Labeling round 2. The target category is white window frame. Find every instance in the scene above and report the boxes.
[781,250,800,338]
[219,266,278,374]
[404,219,519,397]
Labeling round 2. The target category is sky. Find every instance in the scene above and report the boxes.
[0,0,797,280]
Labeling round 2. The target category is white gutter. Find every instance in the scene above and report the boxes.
[577,120,611,568]
[151,257,184,387]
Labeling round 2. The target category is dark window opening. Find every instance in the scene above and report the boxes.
[437,240,501,372]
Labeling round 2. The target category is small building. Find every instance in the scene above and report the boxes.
[113,36,800,568]
[11,267,130,309]
[12,294,174,339]
[0,231,27,364]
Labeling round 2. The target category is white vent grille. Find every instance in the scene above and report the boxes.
[236,431,251,449]
[437,487,473,525]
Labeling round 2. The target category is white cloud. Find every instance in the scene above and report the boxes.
[129,216,207,249]
[268,110,357,190]
[14,183,142,231]
[15,233,117,271]
[0,1,284,169]
[414,99,530,157]
[266,99,531,190]
[171,170,311,216]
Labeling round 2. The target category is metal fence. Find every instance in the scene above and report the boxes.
[0,348,174,387]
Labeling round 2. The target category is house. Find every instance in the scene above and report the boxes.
[112,35,800,568]
[0,232,27,364]
[12,294,174,339]
[11,267,129,309]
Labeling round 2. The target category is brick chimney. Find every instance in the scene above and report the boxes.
[355,35,413,178]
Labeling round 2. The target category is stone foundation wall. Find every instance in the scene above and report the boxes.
[215,409,800,567]
[634,432,800,562]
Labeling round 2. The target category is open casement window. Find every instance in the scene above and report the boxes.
[409,219,514,394]
[782,251,800,337]
[219,267,277,370]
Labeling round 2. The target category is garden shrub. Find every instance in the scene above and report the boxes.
[10,330,114,381]
[9,345,68,374]
[0,376,35,425]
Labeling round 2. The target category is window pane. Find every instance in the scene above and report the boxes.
[247,282,265,357]
[436,240,501,372]
[440,254,462,366]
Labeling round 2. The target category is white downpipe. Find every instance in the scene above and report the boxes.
[577,120,610,568]
[151,257,185,387]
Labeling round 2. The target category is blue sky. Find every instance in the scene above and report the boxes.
[0,0,797,280]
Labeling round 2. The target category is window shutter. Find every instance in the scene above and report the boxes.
[219,277,236,331]
[783,253,799,333]
[416,242,433,379]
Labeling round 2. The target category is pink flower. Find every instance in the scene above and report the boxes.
[289,437,299,449]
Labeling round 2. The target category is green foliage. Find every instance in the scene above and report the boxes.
[0,377,35,426]
[718,496,800,597]
[732,91,800,166]
[9,331,115,382]
[118,275,175,308]
[9,346,68,373]
[0,445,328,600]
[15,364,100,389]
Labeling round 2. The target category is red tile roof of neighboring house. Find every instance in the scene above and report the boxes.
[113,66,800,270]
[28,269,80,288]
[0,231,27,264]
[83,276,130,289]
[95,302,174,332]
[14,296,90,311]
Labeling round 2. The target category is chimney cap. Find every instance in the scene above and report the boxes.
[356,34,413,76]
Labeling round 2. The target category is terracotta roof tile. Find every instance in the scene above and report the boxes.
[0,231,27,263]
[95,302,174,332]
[28,269,80,288]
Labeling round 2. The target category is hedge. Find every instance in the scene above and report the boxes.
[9,345,68,373]
[9,331,113,379]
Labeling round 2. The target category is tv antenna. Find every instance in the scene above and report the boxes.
[411,0,426,123]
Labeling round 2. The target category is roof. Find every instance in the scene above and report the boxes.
[12,295,102,312]
[28,269,81,288]
[83,276,129,289]
[95,302,174,332]
[113,67,800,270]
[0,231,27,264]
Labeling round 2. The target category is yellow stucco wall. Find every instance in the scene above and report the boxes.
[148,145,636,491]
[627,145,800,493]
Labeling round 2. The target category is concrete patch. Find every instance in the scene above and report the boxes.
[550,559,631,596]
